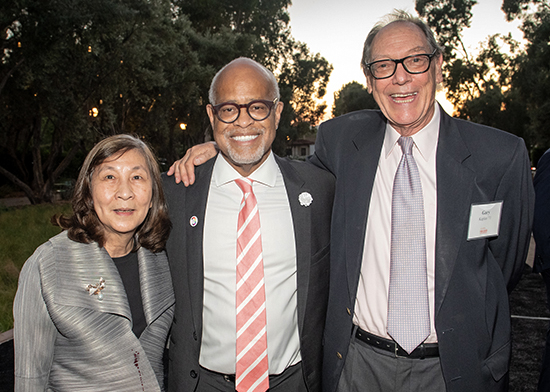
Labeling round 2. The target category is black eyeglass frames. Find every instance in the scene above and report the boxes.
[211,98,279,124]
[365,49,438,80]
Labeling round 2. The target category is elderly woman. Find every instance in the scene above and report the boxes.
[13,134,174,391]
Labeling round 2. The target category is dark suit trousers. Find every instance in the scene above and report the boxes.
[337,327,446,392]
[197,362,306,392]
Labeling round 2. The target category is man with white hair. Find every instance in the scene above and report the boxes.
[314,10,533,392]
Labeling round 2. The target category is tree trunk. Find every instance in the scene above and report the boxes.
[0,165,40,204]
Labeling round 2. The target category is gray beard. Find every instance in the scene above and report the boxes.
[224,130,268,167]
[226,143,267,166]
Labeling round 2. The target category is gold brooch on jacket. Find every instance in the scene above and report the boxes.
[86,277,106,300]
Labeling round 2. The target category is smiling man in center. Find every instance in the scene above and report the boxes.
[162,57,335,392]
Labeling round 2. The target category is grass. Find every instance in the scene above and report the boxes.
[0,202,71,332]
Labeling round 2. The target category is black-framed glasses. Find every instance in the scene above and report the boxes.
[211,98,279,124]
[365,49,438,80]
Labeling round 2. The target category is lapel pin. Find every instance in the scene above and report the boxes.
[190,216,198,227]
[299,192,313,207]
[86,277,106,300]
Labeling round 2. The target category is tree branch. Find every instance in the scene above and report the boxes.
[0,58,24,97]
[0,165,36,204]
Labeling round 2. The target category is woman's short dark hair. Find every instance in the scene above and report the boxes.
[54,134,171,253]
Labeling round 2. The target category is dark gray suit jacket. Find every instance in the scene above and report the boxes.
[312,107,534,392]
[533,148,550,273]
[163,154,335,392]
[14,231,175,391]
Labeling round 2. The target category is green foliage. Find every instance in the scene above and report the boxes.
[507,1,550,152]
[176,0,292,66]
[173,0,332,157]
[1,0,200,203]
[415,1,533,144]
[332,81,378,118]
[1,0,330,202]
[275,42,333,154]
[416,0,478,60]
[0,202,71,331]
[416,0,550,156]
[501,0,542,21]
[417,0,488,111]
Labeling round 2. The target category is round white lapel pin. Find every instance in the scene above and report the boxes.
[299,192,313,207]
[189,216,198,227]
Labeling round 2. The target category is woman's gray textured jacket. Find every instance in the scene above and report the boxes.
[13,231,175,391]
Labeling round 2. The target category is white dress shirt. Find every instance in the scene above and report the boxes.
[353,104,440,343]
[200,151,301,374]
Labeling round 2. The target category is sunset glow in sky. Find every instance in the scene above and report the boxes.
[288,0,523,119]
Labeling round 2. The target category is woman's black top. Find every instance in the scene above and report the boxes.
[112,251,146,338]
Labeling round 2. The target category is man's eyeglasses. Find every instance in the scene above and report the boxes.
[211,98,279,124]
[365,49,438,80]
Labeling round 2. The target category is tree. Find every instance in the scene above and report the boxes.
[416,0,550,159]
[275,41,332,154]
[332,81,378,117]
[169,0,294,157]
[0,0,199,203]
[416,0,528,139]
[0,0,332,203]
[503,0,550,158]
[172,0,332,156]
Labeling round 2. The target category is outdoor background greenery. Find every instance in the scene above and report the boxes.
[0,203,71,331]
[4,0,550,205]
[1,0,332,205]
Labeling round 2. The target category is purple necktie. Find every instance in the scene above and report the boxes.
[387,136,430,354]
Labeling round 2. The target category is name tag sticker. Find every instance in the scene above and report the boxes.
[467,201,503,240]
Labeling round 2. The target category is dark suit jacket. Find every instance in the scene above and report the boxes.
[534,149,550,273]
[162,154,335,392]
[311,107,534,392]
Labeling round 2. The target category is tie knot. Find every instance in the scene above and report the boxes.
[398,136,414,155]
[235,178,253,194]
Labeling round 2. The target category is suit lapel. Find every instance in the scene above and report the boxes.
[345,113,386,303]
[434,109,474,316]
[51,232,132,320]
[185,159,215,335]
[275,156,310,333]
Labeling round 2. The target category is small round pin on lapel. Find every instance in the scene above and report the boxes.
[299,192,313,207]
[190,216,198,227]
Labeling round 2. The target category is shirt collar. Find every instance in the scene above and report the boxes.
[383,103,441,162]
[212,150,278,187]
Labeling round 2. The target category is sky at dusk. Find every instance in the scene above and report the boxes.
[288,0,524,118]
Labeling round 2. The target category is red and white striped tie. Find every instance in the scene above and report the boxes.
[235,178,269,392]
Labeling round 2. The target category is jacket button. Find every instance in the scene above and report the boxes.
[190,370,198,378]
[337,352,343,359]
